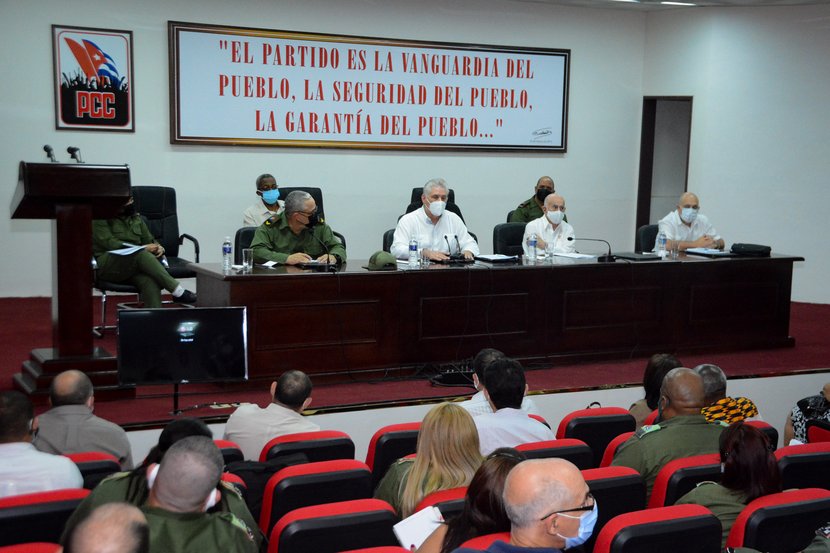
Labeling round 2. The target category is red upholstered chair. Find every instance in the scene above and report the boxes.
[64,451,122,489]
[220,471,248,503]
[0,544,61,553]
[643,409,659,426]
[459,531,511,549]
[806,419,830,443]
[774,441,830,490]
[744,420,779,450]
[258,459,373,536]
[413,486,467,520]
[0,488,91,547]
[365,422,420,489]
[267,498,398,553]
[259,430,355,463]
[528,413,551,428]
[556,407,636,468]
[516,438,594,469]
[599,431,635,468]
[647,453,721,509]
[725,488,830,553]
[214,439,245,464]
[581,466,647,553]
[593,504,722,553]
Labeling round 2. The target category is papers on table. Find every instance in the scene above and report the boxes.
[393,505,444,550]
[686,247,733,257]
[553,252,595,259]
[476,254,518,262]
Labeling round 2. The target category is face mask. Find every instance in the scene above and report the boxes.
[680,207,698,224]
[428,200,446,217]
[304,212,320,229]
[536,188,553,203]
[556,501,598,549]
[261,189,280,204]
[546,210,564,225]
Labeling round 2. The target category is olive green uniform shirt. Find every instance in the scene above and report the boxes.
[250,212,346,264]
[92,215,156,257]
[142,505,259,553]
[676,481,747,547]
[508,196,544,223]
[611,415,724,498]
[373,458,414,516]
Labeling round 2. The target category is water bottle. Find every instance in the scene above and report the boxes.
[528,233,538,262]
[408,238,419,268]
[222,236,232,272]
[656,231,667,258]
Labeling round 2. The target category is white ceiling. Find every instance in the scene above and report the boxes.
[522,0,830,10]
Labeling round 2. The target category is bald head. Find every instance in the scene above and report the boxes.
[50,370,93,406]
[536,176,555,189]
[660,367,707,418]
[544,193,565,210]
[504,458,585,528]
[150,436,223,513]
[678,192,699,207]
[67,502,148,553]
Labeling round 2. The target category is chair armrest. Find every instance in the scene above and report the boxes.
[179,233,200,262]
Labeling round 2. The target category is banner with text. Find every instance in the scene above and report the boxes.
[169,22,569,151]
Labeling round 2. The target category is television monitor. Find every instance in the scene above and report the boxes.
[117,307,248,385]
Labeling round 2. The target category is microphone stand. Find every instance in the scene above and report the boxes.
[568,236,616,263]
[309,226,337,272]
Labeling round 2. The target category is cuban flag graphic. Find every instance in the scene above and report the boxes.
[64,37,121,86]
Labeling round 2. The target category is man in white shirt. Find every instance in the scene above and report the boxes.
[655,192,724,252]
[242,173,284,227]
[521,193,575,257]
[0,390,83,498]
[473,358,555,456]
[457,348,539,417]
[223,370,319,460]
[391,178,479,261]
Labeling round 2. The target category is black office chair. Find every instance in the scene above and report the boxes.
[635,224,658,253]
[132,186,200,278]
[492,223,525,256]
[382,229,395,253]
[506,209,516,222]
[405,187,465,222]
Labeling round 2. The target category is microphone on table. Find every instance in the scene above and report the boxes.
[67,146,84,163]
[568,236,616,263]
[308,220,337,273]
[43,145,57,163]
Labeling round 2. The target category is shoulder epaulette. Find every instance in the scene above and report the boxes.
[694,480,719,488]
[711,419,730,427]
[634,424,662,439]
[219,480,243,499]
[264,215,279,227]
[218,513,256,542]
[101,471,131,483]
[518,199,533,208]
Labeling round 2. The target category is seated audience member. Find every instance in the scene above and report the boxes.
[63,418,262,550]
[453,458,597,553]
[242,173,284,226]
[141,436,258,553]
[93,196,196,308]
[655,191,725,252]
[784,382,830,445]
[629,353,683,429]
[375,403,482,518]
[509,176,560,224]
[223,370,319,460]
[521,193,575,257]
[64,502,149,553]
[612,367,724,498]
[35,369,133,468]
[457,349,538,417]
[416,447,526,553]
[0,390,83,498]
[473,358,555,456]
[694,363,760,424]
[391,178,479,262]
[250,190,346,265]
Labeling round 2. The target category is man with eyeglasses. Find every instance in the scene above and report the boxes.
[250,190,346,266]
[453,458,597,552]
[520,193,575,258]
[242,173,284,227]
[655,192,724,252]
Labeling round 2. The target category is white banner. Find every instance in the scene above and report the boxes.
[169,22,569,151]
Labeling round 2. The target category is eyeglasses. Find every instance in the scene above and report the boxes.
[539,492,595,520]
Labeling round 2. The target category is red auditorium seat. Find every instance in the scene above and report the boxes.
[556,407,636,468]
[593,504,722,553]
[725,488,830,553]
[516,438,594,469]
[413,486,467,520]
[806,419,830,443]
[0,544,61,553]
[268,498,398,553]
[599,431,634,468]
[365,422,420,489]
[259,459,373,537]
[643,409,658,426]
[459,531,511,549]
[774,441,830,490]
[214,439,245,464]
[64,451,122,489]
[581,466,647,553]
[647,453,721,508]
[259,430,355,463]
[743,420,779,450]
[0,488,90,547]
[528,413,550,428]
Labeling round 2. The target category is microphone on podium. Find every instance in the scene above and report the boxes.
[568,236,616,263]
[67,146,84,163]
[43,145,57,163]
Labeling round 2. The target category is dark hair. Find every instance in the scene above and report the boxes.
[483,358,526,411]
[643,354,682,409]
[720,422,781,502]
[0,391,33,442]
[472,348,506,381]
[255,173,275,189]
[440,448,526,553]
[276,370,313,409]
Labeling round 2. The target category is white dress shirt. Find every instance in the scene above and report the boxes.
[0,442,83,498]
[474,408,556,456]
[521,217,575,257]
[391,208,480,260]
[223,402,320,461]
[242,199,285,227]
[457,390,539,418]
[655,210,721,251]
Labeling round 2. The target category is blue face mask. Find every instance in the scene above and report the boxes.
[556,501,598,549]
[261,188,280,205]
[680,207,698,224]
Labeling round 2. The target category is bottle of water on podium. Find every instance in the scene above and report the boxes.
[656,231,667,258]
[408,238,419,268]
[222,236,232,273]
[528,233,538,262]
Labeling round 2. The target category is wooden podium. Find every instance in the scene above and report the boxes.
[10,161,133,398]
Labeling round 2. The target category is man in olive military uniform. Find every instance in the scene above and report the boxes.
[93,197,196,308]
[612,367,725,498]
[142,436,258,553]
[251,190,346,265]
[65,502,149,553]
[509,175,564,223]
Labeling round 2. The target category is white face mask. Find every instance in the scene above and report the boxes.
[546,210,564,225]
[680,207,698,224]
[428,200,446,217]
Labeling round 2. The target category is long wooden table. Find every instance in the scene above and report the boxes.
[191,254,803,381]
